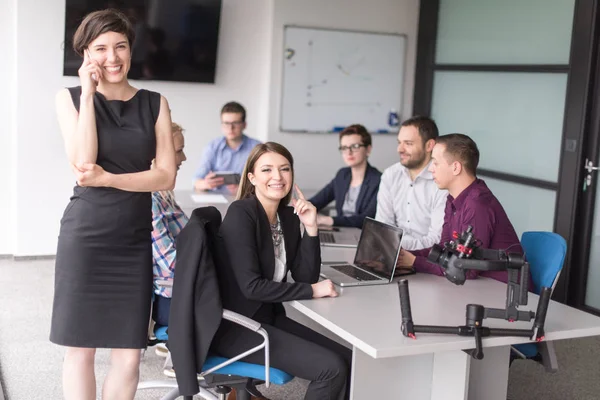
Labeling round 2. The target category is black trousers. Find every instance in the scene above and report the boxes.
[212,306,352,400]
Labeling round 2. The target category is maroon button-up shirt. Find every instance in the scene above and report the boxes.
[413,179,532,290]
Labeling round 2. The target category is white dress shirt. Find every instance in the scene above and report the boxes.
[375,162,447,250]
[272,216,287,282]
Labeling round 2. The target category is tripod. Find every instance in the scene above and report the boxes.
[398,279,552,359]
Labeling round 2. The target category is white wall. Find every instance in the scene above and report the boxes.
[10,0,273,256]
[9,0,417,256]
[1,0,16,255]
[267,0,419,188]
[13,0,78,256]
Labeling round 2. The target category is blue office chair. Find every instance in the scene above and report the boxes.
[138,207,295,400]
[511,231,567,372]
[140,321,294,400]
[155,325,169,342]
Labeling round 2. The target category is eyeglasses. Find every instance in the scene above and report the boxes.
[338,143,366,153]
[221,121,244,128]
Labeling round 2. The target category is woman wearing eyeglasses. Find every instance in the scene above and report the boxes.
[309,124,382,229]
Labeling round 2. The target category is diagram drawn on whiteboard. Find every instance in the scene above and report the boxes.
[281,26,406,133]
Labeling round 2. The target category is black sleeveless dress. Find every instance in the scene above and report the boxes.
[50,86,160,349]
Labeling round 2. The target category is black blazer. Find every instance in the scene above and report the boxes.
[168,207,223,397]
[216,195,321,319]
[309,163,382,228]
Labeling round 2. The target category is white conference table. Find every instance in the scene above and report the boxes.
[175,190,233,217]
[286,246,600,400]
[175,189,331,218]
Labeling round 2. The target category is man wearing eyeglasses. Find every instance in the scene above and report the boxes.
[193,102,261,194]
[376,116,447,251]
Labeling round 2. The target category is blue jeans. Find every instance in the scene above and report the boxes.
[153,295,171,327]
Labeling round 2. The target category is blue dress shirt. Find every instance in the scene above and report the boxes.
[193,134,261,191]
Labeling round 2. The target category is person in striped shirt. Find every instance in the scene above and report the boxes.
[151,122,189,327]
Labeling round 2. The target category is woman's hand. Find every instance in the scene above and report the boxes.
[79,50,103,97]
[74,163,110,187]
[291,184,318,236]
[311,279,339,298]
[316,214,334,227]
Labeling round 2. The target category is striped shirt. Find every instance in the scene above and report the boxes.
[151,192,189,297]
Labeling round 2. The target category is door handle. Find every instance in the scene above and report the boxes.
[585,158,599,173]
[584,158,599,191]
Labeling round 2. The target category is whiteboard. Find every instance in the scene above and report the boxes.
[280,26,406,133]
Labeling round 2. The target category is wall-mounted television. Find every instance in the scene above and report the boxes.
[63,0,222,83]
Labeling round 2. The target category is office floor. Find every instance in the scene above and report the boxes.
[2,258,600,400]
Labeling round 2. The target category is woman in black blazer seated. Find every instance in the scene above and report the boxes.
[212,142,351,400]
[310,124,382,229]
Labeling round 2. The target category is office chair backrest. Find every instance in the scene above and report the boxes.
[195,206,230,283]
[195,206,222,246]
[170,206,224,395]
[521,231,567,295]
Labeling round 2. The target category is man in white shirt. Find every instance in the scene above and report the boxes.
[376,116,447,250]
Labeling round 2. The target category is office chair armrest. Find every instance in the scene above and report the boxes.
[510,345,527,359]
[222,309,261,332]
[201,309,271,388]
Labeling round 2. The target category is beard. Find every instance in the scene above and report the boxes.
[400,151,428,170]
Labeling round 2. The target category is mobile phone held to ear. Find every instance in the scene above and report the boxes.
[214,172,241,185]
[86,49,98,83]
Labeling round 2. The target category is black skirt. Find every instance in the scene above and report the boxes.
[50,236,152,348]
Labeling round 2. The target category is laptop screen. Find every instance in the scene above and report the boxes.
[353,218,403,280]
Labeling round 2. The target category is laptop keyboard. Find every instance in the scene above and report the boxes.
[319,232,336,243]
[330,264,380,281]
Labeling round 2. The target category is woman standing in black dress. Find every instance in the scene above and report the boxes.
[50,9,176,400]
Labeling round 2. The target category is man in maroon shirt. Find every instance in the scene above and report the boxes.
[397,134,532,288]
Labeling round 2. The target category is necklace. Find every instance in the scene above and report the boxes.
[270,218,283,247]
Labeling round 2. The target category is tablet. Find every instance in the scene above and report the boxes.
[214,172,241,185]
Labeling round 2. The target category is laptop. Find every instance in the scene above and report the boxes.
[320,218,409,287]
[318,227,362,248]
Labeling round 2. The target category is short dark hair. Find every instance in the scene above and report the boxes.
[338,124,372,147]
[401,116,439,144]
[72,9,135,57]
[435,134,480,176]
[221,102,246,122]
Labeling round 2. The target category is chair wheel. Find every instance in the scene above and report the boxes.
[214,385,233,395]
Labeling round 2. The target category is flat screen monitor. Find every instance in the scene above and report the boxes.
[63,0,222,83]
